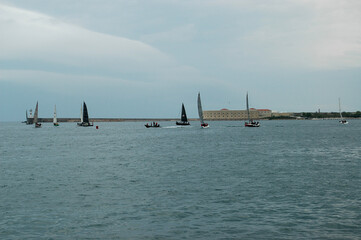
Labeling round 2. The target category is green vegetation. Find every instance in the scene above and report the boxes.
[300,111,361,119]
[268,116,296,120]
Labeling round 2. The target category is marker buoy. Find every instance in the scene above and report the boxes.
[96,126,99,129]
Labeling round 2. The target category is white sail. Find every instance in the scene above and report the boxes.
[80,103,83,123]
[34,102,39,123]
[338,98,348,124]
[197,92,205,124]
[246,92,250,122]
[339,98,343,120]
[53,105,57,124]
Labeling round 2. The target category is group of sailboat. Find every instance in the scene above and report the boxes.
[167,93,209,128]
[26,101,94,127]
[27,96,350,128]
[157,92,257,128]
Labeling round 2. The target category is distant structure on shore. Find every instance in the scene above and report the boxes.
[203,108,293,120]
[26,109,34,124]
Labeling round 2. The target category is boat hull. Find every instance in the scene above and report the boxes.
[176,121,190,126]
[245,122,260,127]
[145,125,160,128]
[77,122,93,127]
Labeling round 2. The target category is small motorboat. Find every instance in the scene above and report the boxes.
[145,122,160,128]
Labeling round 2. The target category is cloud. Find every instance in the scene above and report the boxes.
[204,0,361,70]
[0,3,173,76]
[141,24,197,43]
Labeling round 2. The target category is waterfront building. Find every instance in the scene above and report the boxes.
[203,108,270,120]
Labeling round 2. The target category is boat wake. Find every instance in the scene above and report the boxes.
[163,126,192,129]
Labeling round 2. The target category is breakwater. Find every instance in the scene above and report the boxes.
[37,118,199,122]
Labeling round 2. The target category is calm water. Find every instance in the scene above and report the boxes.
[1,120,361,239]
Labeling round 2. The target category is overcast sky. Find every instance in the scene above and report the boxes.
[1,0,361,121]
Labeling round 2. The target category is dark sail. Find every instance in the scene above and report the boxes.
[181,103,188,122]
[83,102,89,123]
[176,103,190,125]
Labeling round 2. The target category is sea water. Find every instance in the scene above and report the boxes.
[1,120,361,239]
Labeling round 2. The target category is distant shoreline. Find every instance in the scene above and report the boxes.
[31,117,361,123]
[37,118,193,123]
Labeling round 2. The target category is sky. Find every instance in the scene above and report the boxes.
[1,0,361,121]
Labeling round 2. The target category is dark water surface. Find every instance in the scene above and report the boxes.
[1,120,361,239]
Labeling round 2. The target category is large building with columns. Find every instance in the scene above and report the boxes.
[203,108,272,120]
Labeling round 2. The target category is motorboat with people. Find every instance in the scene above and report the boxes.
[145,122,160,128]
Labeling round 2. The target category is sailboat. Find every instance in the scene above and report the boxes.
[197,92,209,128]
[53,105,59,126]
[34,101,42,128]
[77,102,93,127]
[244,92,260,127]
[339,98,348,124]
[176,103,190,125]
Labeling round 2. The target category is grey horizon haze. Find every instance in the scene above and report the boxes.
[0,0,361,121]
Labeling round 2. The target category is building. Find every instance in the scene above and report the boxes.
[203,108,271,120]
[256,109,272,118]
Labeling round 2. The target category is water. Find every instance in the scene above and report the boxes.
[1,120,361,239]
